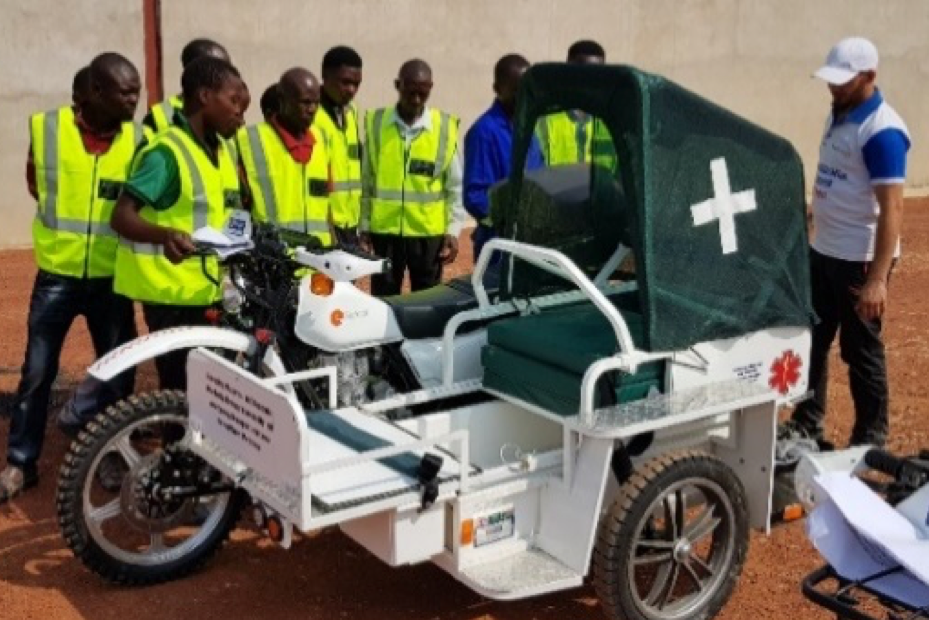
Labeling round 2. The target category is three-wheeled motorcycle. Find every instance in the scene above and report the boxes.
[58,63,814,620]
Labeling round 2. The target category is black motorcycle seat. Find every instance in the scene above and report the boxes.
[384,271,499,340]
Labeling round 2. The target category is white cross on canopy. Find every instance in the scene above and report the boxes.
[690,158,757,255]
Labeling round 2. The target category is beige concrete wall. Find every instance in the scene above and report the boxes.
[161,0,928,190]
[2,0,927,247]
[0,0,144,248]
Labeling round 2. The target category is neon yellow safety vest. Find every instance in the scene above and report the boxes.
[590,119,618,173]
[536,111,592,165]
[30,106,139,278]
[365,108,458,237]
[114,126,240,305]
[236,122,332,244]
[313,105,362,229]
[144,95,183,140]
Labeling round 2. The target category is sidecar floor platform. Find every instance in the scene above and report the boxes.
[305,408,473,513]
[187,348,473,519]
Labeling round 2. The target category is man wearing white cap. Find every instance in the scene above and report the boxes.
[785,37,910,447]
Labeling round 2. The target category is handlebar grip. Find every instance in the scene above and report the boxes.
[277,229,324,251]
[864,448,905,478]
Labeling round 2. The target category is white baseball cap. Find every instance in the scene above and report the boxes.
[813,37,879,85]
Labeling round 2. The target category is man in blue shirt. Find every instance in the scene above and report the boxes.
[464,53,543,262]
[784,37,910,448]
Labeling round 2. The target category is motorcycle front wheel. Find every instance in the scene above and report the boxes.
[57,390,245,585]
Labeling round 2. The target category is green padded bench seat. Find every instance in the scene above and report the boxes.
[482,297,664,417]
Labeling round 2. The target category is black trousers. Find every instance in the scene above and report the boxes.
[6,271,136,474]
[142,303,212,391]
[370,234,444,296]
[791,249,891,446]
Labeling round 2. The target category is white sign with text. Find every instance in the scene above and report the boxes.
[187,349,304,490]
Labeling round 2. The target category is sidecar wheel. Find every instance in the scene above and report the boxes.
[593,450,749,620]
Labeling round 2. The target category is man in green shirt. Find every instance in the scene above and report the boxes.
[112,56,247,390]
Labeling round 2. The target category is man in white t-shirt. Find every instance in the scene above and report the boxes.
[786,37,910,447]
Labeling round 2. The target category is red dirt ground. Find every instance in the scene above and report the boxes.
[3,203,929,620]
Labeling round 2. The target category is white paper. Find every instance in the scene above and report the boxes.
[808,472,929,608]
[192,215,254,259]
[191,226,238,246]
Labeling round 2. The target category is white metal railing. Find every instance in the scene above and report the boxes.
[471,239,636,352]
[441,240,639,387]
[261,366,338,408]
[464,238,683,425]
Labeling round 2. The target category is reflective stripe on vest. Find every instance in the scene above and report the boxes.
[114,127,239,304]
[590,119,619,172]
[365,108,458,237]
[236,122,331,243]
[332,180,363,191]
[31,106,137,277]
[313,105,362,228]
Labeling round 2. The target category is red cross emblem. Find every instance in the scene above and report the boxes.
[769,350,803,395]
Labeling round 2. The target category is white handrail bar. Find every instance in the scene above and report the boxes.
[261,367,338,409]
[471,238,637,356]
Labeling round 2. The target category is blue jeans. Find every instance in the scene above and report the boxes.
[6,271,136,474]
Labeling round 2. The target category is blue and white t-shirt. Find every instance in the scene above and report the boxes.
[812,90,910,261]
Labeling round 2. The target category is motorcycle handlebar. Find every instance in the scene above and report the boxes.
[191,226,391,275]
[276,228,325,251]
[864,448,905,478]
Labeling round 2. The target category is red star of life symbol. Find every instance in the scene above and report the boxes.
[769,350,802,395]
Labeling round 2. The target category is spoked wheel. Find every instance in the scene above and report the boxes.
[593,450,749,620]
[57,390,244,585]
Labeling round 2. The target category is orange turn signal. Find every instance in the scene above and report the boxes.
[782,504,805,522]
[460,518,474,546]
[310,273,334,296]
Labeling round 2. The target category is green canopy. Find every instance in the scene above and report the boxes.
[493,63,813,352]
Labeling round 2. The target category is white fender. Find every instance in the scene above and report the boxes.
[88,326,284,381]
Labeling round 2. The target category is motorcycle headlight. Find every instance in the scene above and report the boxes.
[221,276,245,313]
[793,445,873,513]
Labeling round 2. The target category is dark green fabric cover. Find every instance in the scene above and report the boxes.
[493,63,813,353]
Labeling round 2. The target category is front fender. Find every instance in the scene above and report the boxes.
[59,327,291,437]
[89,327,256,381]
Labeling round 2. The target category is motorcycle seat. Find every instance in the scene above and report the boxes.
[383,271,499,340]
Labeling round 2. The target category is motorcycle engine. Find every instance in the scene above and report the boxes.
[313,349,396,408]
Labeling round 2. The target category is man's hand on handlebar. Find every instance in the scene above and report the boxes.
[163,229,197,264]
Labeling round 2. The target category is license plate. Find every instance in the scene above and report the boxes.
[474,508,515,548]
